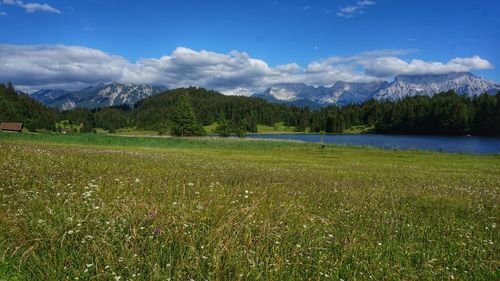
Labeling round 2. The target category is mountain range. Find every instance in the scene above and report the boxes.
[30,82,167,110]
[253,72,500,108]
[29,72,499,110]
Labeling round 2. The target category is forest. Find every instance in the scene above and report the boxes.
[1,83,500,136]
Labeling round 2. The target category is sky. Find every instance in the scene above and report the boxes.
[0,0,499,93]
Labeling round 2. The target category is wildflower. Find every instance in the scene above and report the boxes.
[153,226,161,235]
[135,178,140,183]
[67,230,74,235]
[187,182,194,187]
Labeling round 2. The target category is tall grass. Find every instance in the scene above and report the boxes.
[0,134,498,280]
[0,132,318,151]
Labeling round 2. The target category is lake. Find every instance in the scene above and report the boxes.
[247,134,500,154]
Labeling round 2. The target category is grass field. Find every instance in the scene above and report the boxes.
[204,122,299,134]
[0,132,499,280]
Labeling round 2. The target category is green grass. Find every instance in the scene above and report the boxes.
[343,125,375,134]
[0,132,499,280]
[82,122,369,136]
[256,122,298,134]
[203,122,219,134]
[56,120,82,133]
[205,122,299,134]
[113,127,160,136]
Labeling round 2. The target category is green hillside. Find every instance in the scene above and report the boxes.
[0,83,58,131]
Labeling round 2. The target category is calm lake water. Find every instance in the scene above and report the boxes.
[247,134,500,154]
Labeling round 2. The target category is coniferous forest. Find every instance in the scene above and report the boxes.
[1,83,500,136]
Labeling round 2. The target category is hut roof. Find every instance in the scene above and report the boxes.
[0,122,23,132]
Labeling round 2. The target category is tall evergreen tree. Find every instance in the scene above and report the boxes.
[170,95,206,137]
[214,118,232,137]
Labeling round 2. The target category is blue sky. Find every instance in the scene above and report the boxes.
[0,0,499,92]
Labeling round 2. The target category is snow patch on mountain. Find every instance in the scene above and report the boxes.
[374,72,500,101]
[31,82,167,109]
[255,72,499,107]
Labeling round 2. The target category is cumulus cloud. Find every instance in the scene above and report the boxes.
[0,44,127,89]
[2,0,61,14]
[122,47,280,91]
[364,56,493,78]
[337,0,376,18]
[0,44,494,94]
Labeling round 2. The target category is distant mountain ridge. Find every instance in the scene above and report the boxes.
[30,72,500,110]
[254,72,500,108]
[31,82,167,110]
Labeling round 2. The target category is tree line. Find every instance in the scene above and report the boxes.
[0,83,58,131]
[307,90,500,136]
[2,83,500,136]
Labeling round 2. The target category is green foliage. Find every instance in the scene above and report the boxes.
[5,83,500,136]
[0,83,58,131]
[0,134,498,280]
[213,118,249,137]
[315,90,500,136]
[234,126,247,137]
[214,118,232,137]
[133,87,292,134]
[95,107,128,132]
[170,95,206,137]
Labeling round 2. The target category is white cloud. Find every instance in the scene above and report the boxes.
[0,44,494,94]
[364,56,493,78]
[2,0,61,14]
[0,44,127,88]
[337,0,376,18]
[0,11,7,16]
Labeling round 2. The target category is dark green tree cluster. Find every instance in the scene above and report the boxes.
[170,95,205,137]
[306,90,500,136]
[372,91,500,136]
[0,83,58,131]
[133,88,286,133]
[62,87,500,137]
[5,82,499,137]
[213,117,247,137]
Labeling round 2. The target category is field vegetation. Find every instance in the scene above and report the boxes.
[0,133,499,280]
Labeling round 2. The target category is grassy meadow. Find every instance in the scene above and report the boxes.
[0,132,499,280]
[204,122,299,134]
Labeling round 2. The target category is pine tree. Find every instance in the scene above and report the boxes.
[214,118,232,137]
[325,115,335,133]
[170,95,206,137]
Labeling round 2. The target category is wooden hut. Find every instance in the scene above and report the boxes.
[0,122,23,132]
